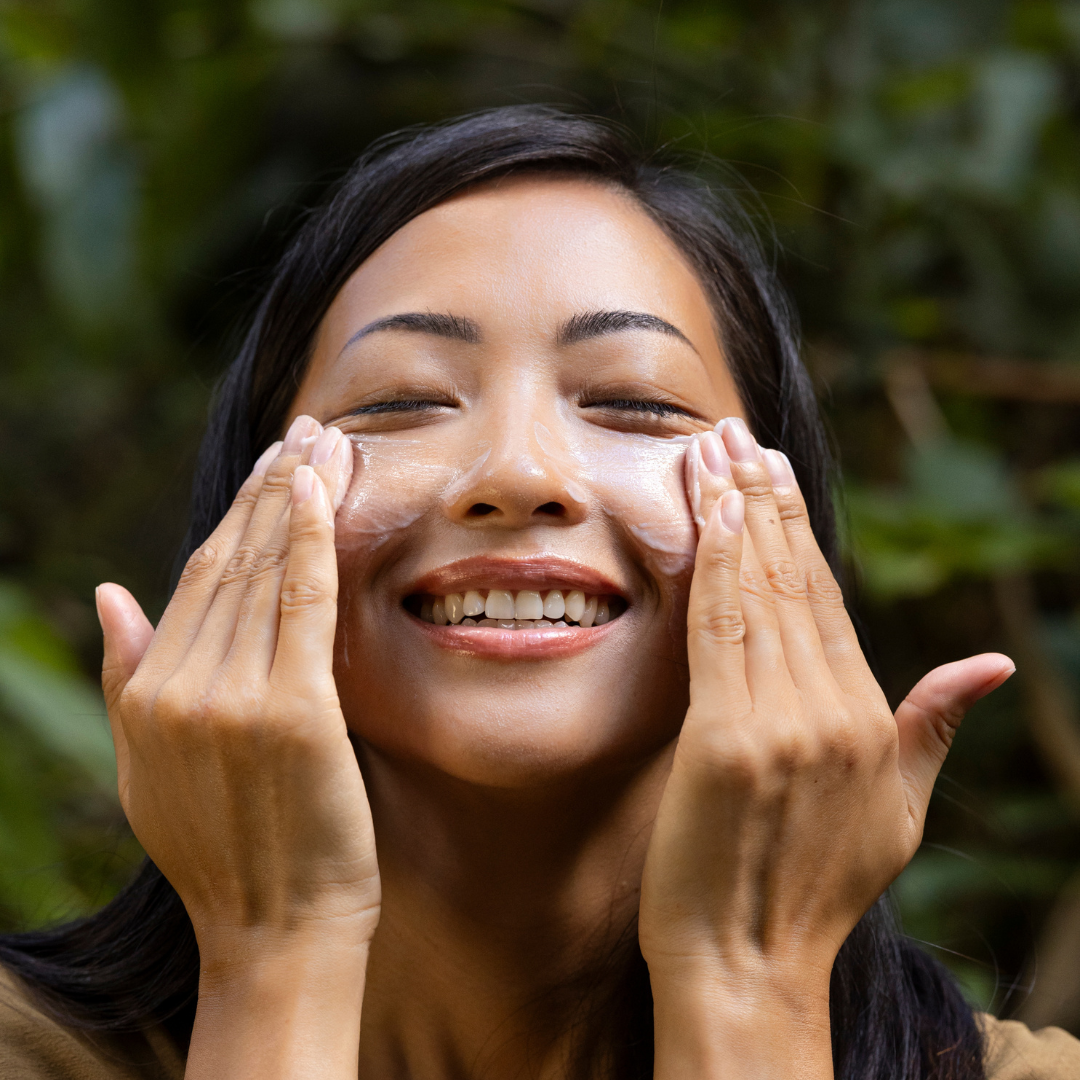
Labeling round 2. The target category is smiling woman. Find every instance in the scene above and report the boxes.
[0,106,1075,1080]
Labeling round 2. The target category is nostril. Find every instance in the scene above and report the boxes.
[536,502,565,517]
[467,502,498,517]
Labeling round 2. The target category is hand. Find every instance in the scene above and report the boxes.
[639,417,1013,1079]
[96,416,378,1078]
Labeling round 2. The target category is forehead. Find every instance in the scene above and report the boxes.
[312,175,723,367]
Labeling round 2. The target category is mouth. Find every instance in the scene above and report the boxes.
[402,556,630,657]
[404,588,627,629]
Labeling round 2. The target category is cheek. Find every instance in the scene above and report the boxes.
[534,420,697,576]
[334,436,474,552]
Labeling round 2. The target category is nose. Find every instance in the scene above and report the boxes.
[443,422,588,529]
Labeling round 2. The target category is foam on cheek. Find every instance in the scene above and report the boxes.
[335,437,442,549]
[336,435,503,554]
[590,436,696,577]
[334,427,696,579]
[535,421,695,576]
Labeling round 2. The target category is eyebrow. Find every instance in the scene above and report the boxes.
[557,310,696,351]
[339,311,481,355]
[337,308,695,356]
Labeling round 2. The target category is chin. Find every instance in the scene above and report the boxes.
[340,688,687,789]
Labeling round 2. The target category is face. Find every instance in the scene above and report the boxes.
[290,176,744,787]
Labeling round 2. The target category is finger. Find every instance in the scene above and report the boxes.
[139,438,283,671]
[685,431,735,533]
[763,450,874,693]
[227,426,353,675]
[685,432,790,703]
[270,466,340,693]
[324,425,357,514]
[180,416,322,674]
[686,488,754,715]
[96,582,154,793]
[895,653,1014,821]
[719,418,832,691]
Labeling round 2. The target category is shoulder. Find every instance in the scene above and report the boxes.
[0,965,184,1080]
[981,1013,1080,1080]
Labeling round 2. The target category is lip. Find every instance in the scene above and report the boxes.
[407,555,627,600]
[411,614,621,660]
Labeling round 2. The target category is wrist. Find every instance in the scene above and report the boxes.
[649,957,833,1080]
[187,924,374,1080]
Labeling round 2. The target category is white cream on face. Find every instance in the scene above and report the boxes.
[332,422,697,580]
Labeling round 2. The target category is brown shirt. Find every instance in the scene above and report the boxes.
[1,965,1078,1079]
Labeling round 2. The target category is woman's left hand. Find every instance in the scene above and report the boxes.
[638,417,1014,1079]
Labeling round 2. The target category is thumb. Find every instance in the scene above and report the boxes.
[896,652,1015,822]
[95,583,153,795]
[96,583,154,706]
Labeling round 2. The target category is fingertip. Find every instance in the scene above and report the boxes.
[292,464,316,505]
[971,652,1016,699]
[718,489,744,534]
[700,430,731,478]
[292,465,333,525]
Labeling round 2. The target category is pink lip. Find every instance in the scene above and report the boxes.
[411,614,620,660]
[407,555,626,599]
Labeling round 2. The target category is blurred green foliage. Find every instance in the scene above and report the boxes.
[2,0,1080,1023]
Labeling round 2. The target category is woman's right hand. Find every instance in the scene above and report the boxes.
[96,415,378,1078]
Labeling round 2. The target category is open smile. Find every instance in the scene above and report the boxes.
[403,557,630,658]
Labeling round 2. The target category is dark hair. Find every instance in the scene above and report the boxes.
[0,106,984,1079]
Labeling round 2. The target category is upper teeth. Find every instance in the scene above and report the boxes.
[418,589,616,628]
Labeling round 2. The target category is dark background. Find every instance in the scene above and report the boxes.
[2,0,1080,1032]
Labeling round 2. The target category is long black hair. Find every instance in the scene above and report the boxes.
[0,106,985,1079]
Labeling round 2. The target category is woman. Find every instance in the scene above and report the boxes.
[1,106,1077,1080]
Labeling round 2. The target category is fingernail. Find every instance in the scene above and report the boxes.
[719,489,744,533]
[309,426,341,466]
[720,417,759,463]
[763,448,795,488]
[292,464,315,504]
[700,431,731,477]
[283,415,320,454]
[252,441,283,477]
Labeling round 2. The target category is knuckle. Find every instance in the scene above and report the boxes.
[775,493,806,519]
[178,541,225,587]
[248,546,289,586]
[805,568,845,608]
[291,511,332,542]
[279,576,334,614]
[738,567,776,607]
[117,679,150,722]
[737,475,776,502]
[699,542,741,577]
[219,545,287,590]
[761,558,805,601]
[232,483,260,512]
[258,464,295,495]
[148,680,193,730]
[768,728,816,775]
[821,717,863,770]
[691,606,746,647]
[217,545,258,588]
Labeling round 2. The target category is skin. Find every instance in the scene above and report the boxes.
[95,177,1014,1080]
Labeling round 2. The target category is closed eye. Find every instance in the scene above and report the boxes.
[582,398,695,419]
[349,398,454,415]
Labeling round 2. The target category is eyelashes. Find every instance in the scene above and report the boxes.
[349,398,452,415]
[582,398,694,419]
[350,398,694,419]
